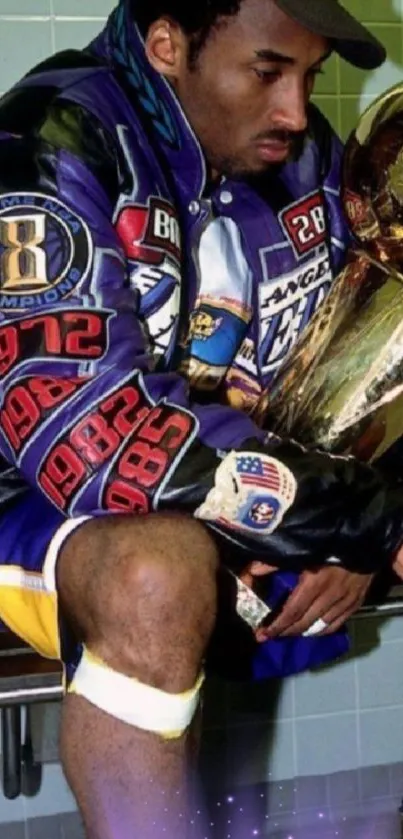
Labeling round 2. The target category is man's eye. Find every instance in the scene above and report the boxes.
[254,69,281,82]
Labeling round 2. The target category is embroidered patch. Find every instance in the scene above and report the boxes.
[195,450,297,536]
[116,197,181,266]
[0,192,93,310]
[280,191,327,258]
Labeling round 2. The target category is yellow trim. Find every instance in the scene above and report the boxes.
[0,585,60,660]
[197,295,252,323]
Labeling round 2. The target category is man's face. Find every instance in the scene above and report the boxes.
[162,0,330,178]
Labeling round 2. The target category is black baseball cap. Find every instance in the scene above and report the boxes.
[273,0,386,69]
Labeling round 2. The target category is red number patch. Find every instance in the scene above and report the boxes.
[0,309,111,378]
[37,373,195,514]
[103,403,194,513]
[281,193,327,257]
[0,376,86,454]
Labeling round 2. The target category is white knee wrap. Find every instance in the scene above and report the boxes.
[68,647,204,739]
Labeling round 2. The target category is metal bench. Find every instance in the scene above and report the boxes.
[0,631,63,799]
[0,585,403,801]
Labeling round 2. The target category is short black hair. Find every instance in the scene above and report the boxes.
[130,1,242,63]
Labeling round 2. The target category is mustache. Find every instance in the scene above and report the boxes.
[253,129,304,144]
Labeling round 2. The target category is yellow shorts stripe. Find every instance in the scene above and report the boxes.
[0,566,60,659]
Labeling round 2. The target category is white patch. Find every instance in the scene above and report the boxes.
[197,216,252,314]
[259,249,333,375]
[195,450,297,537]
[233,337,258,376]
[129,255,181,358]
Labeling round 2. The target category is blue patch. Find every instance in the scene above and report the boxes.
[239,494,282,531]
[0,193,93,310]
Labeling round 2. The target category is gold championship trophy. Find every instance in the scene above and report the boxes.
[260,83,403,464]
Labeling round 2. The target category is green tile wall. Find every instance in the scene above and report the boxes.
[313,0,403,138]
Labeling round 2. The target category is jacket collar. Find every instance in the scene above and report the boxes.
[90,0,207,201]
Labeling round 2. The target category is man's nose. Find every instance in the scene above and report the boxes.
[269,83,308,134]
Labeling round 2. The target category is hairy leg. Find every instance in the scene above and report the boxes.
[57,513,218,839]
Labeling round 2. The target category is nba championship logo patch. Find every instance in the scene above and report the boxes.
[195,450,297,537]
[0,192,93,310]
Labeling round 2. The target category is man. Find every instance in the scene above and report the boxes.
[0,0,401,836]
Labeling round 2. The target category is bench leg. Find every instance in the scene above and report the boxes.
[1,706,22,800]
[21,705,42,797]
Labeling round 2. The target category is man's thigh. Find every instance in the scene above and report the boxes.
[0,488,89,663]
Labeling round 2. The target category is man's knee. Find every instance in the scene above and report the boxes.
[57,513,219,688]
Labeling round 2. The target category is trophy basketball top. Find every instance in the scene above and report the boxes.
[343,83,403,270]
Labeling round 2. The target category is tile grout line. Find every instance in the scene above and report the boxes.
[354,654,363,803]
[49,0,56,54]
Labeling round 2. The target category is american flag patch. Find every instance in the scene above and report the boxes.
[235,454,295,502]
[195,450,297,538]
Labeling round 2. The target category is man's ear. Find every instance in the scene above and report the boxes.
[144,18,187,82]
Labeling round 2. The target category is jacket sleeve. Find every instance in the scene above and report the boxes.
[0,99,401,574]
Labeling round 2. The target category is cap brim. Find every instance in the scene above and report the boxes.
[273,0,386,70]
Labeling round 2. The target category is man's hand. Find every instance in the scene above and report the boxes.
[393,545,403,580]
[259,565,374,640]
[239,560,277,590]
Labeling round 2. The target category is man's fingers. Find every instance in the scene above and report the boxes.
[266,591,362,639]
[248,561,278,576]
[265,597,344,638]
[256,593,352,641]
[263,576,325,637]
[239,560,278,589]
[321,608,358,635]
[238,570,254,588]
[392,547,403,580]
[253,567,373,642]
[319,598,362,634]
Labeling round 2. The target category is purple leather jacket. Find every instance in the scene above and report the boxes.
[0,0,401,580]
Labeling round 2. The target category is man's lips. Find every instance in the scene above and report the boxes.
[255,138,291,162]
